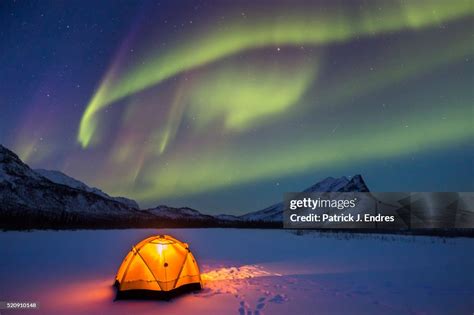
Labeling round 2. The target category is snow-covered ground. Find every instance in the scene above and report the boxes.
[0,229,473,315]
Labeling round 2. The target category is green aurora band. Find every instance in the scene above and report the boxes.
[78,0,474,147]
[120,17,472,159]
[187,58,317,131]
[125,104,473,201]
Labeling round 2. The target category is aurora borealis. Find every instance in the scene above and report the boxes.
[1,0,473,213]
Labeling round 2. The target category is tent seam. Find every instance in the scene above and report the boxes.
[119,247,138,285]
[135,249,164,291]
[172,251,189,289]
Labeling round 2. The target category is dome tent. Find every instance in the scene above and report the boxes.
[115,234,202,298]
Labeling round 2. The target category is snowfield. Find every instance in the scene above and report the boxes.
[0,229,473,315]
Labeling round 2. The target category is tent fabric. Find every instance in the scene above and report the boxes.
[115,235,202,292]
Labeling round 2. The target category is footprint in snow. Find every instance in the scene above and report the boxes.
[238,301,246,315]
[238,300,252,315]
[256,303,265,310]
[269,294,288,304]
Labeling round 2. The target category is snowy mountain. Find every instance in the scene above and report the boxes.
[303,175,369,193]
[0,144,374,228]
[35,169,139,209]
[240,175,370,222]
[0,145,44,183]
[0,144,149,228]
[0,144,235,229]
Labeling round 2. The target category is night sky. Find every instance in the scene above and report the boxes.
[1,1,473,214]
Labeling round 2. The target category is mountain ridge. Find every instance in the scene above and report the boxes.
[0,144,150,228]
[0,144,370,228]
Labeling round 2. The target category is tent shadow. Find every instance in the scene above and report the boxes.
[114,282,202,301]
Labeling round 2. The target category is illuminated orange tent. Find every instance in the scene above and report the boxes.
[115,235,202,296]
